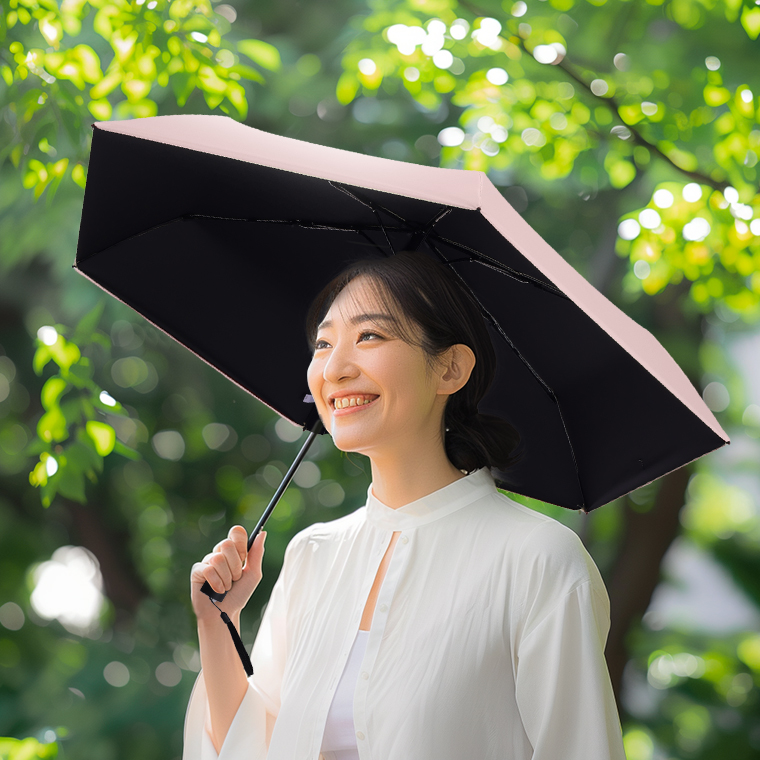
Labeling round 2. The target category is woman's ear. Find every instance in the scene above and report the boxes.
[438,344,476,396]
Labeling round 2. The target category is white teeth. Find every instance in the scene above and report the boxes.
[334,396,376,409]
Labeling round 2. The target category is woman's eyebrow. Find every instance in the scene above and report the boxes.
[317,313,395,331]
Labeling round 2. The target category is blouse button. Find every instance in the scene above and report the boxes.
[379,603,387,612]
[361,671,369,680]
[356,731,365,740]
[400,535,408,544]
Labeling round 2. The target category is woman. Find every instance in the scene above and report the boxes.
[184,251,627,760]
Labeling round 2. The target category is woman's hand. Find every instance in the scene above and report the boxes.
[191,525,267,622]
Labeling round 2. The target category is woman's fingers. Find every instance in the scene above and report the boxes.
[191,527,266,621]
[203,564,227,595]
[192,560,225,595]
[208,551,232,590]
[229,525,249,563]
[219,538,243,582]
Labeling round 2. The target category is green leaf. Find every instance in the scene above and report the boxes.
[90,332,111,351]
[71,300,105,345]
[67,439,103,477]
[71,45,103,84]
[72,163,87,190]
[41,376,68,410]
[604,152,637,188]
[723,0,742,22]
[93,394,128,416]
[85,420,115,456]
[29,456,49,487]
[226,63,265,83]
[197,65,227,94]
[237,39,281,71]
[60,397,83,427]
[113,438,142,461]
[618,103,644,125]
[49,337,81,372]
[703,85,730,107]
[67,360,94,388]
[741,7,760,39]
[171,72,196,107]
[57,463,86,502]
[19,437,48,458]
[40,480,55,507]
[335,71,359,105]
[37,408,68,443]
[33,345,53,376]
[223,84,248,120]
[0,736,59,758]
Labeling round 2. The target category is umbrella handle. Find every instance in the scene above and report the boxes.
[199,418,325,674]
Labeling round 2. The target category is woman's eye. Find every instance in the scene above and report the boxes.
[313,331,381,351]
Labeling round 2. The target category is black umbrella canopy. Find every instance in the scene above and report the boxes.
[74,115,729,513]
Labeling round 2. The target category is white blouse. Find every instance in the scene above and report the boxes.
[183,466,626,760]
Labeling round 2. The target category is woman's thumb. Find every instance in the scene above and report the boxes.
[242,530,266,575]
[251,530,266,555]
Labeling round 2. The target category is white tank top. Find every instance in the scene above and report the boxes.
[320,629,370,760]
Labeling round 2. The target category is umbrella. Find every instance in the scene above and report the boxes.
[73,113,729,674]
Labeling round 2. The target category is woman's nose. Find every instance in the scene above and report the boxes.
[322,340,359,382]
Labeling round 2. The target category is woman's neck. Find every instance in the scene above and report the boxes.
[369,456,467,509]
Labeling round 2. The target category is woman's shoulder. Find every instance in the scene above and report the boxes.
[477,490,584,549]
[284,505,367,559]
[484,491,603,590]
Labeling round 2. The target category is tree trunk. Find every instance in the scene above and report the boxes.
[604,278,706,706]
[605,465,692,702]
[62,497,150,621]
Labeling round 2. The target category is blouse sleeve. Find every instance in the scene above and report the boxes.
[182,533,299,760]
[512,521,627,760]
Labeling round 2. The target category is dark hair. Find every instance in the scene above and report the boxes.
[304,250,524,477]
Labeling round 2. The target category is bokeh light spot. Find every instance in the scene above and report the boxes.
[682,183,703,202]
[104,661,130,687]
[486,68,508,85]
[438,126,464,146]
[618,219,641,240]
[30,546,104,635]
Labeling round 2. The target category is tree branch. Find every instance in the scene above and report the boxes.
[457,0,731,193]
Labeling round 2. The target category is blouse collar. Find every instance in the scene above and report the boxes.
[364,467,498,531]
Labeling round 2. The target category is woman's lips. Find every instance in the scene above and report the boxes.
[332,396,380,416]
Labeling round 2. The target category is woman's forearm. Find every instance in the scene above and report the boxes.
[197,611,251,755]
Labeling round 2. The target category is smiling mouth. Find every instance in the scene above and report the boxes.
[331,396,380,415]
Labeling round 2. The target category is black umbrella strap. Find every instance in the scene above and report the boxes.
[210,599,253,677]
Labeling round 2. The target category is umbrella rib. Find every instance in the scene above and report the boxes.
[327,182,403,255]
[76,214,419,266]
[356,228,396,257]
[327,181,459,255]
[407,207,454,251]
[311,189,569,304]
[429,234,571,301]
[372,205,397,255]
[184,212,408,235]
[425,239,587,510]
[328,182,418,229]
[327,183,462,253]
[296,186,572,301]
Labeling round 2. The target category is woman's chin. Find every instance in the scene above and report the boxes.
[330,426,378,453]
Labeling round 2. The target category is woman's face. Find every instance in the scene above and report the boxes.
[307,277,447,458]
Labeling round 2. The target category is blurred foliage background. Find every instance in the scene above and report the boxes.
[1,0,760,757]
